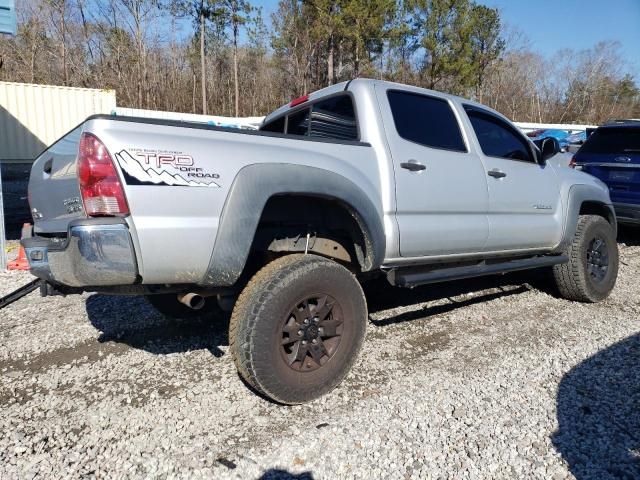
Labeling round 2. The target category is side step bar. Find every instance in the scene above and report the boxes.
[387,255,568,288]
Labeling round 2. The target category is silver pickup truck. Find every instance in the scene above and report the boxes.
[23,79,618,404]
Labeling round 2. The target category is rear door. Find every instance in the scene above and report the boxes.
[376,85,489,257]
[576,126,640,206]
[462,105,563,251]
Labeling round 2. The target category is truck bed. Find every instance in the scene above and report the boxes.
[28,113,381,285]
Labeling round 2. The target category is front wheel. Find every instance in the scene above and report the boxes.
[552,215,618,302]
[229,254,367,404]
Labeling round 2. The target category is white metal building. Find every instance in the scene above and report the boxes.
[0,82,116,163]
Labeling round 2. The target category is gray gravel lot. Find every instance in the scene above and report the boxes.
[1,233,640,479]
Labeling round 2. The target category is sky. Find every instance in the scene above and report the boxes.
[252,0,640,77]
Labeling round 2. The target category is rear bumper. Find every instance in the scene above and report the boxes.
[613,202,640,225]
[21,219,138,288]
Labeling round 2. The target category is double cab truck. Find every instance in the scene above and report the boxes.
[23,79,619,404]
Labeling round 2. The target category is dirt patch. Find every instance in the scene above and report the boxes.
[0,339,130,375]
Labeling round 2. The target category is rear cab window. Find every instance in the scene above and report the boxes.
[260,116,285,133]
[287,108,311,136]
[260,94,359,141]
[464,106,534,163]
[386,90,466,152]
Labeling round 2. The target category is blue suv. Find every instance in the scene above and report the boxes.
[572,120,640,225]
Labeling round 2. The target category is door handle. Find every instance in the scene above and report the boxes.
[487,169,507,178]
[400,160,426,172]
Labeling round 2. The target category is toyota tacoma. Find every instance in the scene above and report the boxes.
[22,79,619,404]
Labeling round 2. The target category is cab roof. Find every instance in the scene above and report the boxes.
[261,78,510,128]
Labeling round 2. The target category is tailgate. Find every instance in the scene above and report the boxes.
[29,125,86,234]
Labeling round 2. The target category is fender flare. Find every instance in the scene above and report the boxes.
[200,163,386,286]
[553,184,617,253]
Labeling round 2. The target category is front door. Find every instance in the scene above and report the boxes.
[376,85,490,257]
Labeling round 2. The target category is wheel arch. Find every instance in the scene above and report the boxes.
[200,163,385,286]
[579,201,616,226]
[555,184,617,253]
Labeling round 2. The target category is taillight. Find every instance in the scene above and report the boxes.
[78,133,129,216]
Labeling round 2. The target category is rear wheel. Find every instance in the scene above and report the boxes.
[230,254,367,404]
[553,215,618,302]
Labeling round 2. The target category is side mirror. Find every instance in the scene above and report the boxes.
[533,137,560,164]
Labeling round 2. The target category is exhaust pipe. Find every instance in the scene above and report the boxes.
[177,293,205,310]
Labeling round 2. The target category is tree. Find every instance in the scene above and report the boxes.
[173,0,223,114]
[219,0,253,116]
[341,0,395,78]
[44,0,70,84]
[386,0,414,83]
[468,3,504,102]
[1,0,638,124]
[271,0,315,95]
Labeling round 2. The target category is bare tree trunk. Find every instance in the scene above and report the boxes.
[233,23,239,117]
[61,1,68,85]
[30,45,36,83]
[77,0,94,63]
[327,34,334,86]
[200,7,207,115]
[192,73,196,113]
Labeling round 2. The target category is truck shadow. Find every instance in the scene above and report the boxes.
[365,268,553,325]
[552,333,640,479]
[84,269,556,359]
[83,271,559,405]
[257,469,313,479]
[85,294,229,358]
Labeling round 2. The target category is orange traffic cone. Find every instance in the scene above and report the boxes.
[8,223,33,271]
[8,245,30,270]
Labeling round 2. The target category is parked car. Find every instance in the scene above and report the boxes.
[528,128,571,152]
[22,79,619,404]
[566,131,587,145]
[571,120,640,225]
[565,131,588,153]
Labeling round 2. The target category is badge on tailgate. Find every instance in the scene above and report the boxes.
[114,149,221,187]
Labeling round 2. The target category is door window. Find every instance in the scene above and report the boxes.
[387,90,466,152]
[465,107,533,162]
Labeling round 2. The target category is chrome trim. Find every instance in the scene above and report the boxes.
[577,162,640,169]
[25,224,138,287]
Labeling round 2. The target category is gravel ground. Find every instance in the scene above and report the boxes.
[1,233,639,479]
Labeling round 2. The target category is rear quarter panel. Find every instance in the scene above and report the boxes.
[84,118,382,284]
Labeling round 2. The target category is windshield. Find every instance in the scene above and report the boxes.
[579,127,640,155]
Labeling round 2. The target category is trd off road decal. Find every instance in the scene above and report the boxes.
[115,149,221,187]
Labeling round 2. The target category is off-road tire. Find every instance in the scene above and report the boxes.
[145,294,223,320]
[553,215,618,302]
[229,254,367,404]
